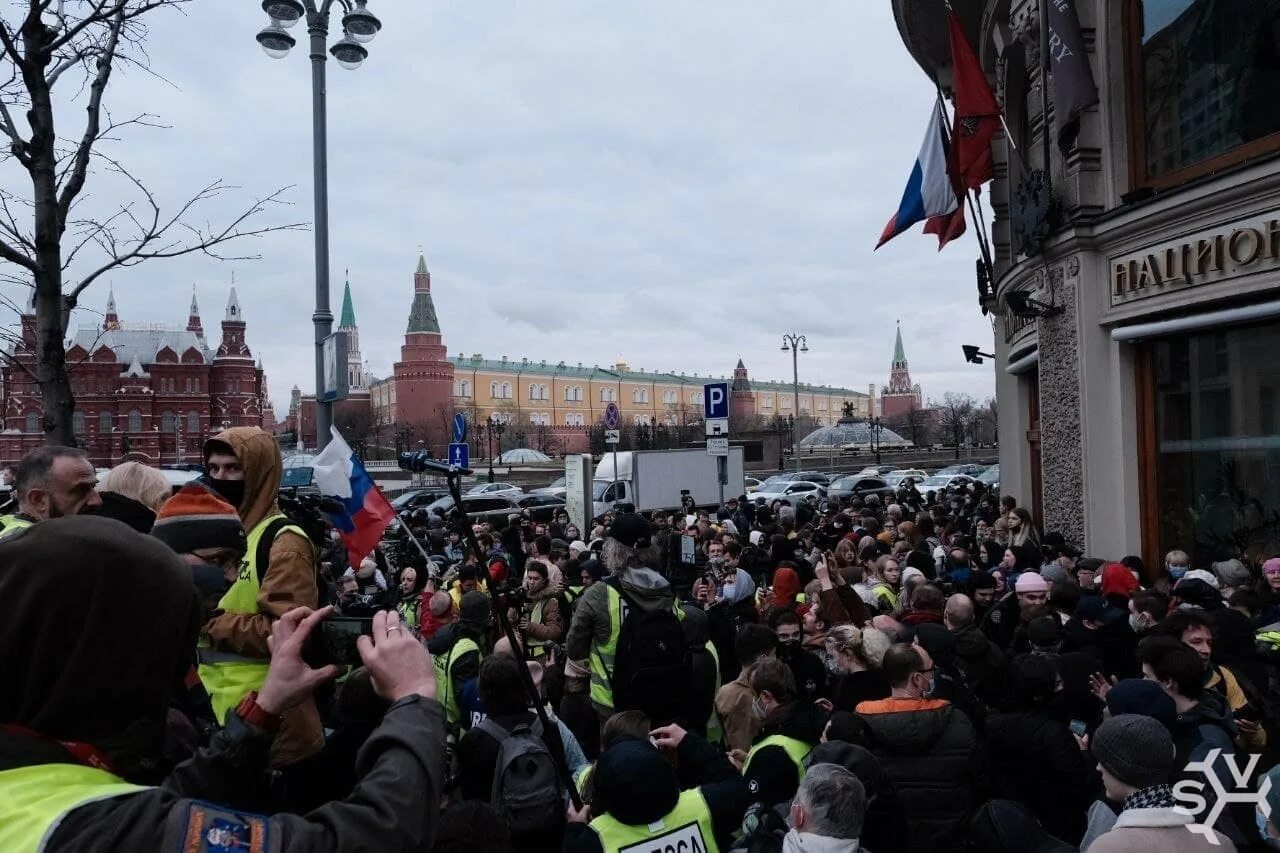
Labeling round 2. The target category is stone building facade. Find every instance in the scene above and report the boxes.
[1,287,276,466]
[893,0,1280,567]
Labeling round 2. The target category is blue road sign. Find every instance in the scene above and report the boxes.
[453,413,467,443]
[704,382,729,420]
[448,442,470,469]
[604,402,621,429]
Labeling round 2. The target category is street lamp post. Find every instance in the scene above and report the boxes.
[869,416,883,465]
[780,333,808,472]
[254,0,382,451]
[484,417,495,482]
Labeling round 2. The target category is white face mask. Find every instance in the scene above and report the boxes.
[1128,613,1148,633]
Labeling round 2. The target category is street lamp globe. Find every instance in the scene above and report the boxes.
[256,21,295,59]
[342,0,382,44]
[800,342,809,353]
[781,343,790,352]
[261,0,304,28]
[329,34,368,70]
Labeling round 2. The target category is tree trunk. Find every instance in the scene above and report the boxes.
[22,19,75,447]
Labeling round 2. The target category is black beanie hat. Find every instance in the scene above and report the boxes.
[1091,714,1175,789]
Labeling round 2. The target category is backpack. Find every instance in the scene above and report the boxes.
[474,716,562,836]
[609,578,690,722]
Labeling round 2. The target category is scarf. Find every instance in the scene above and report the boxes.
[1122,784,1175,811]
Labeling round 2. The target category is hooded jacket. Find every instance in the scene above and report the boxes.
[566,564,675,694]
[201,427,322,765]
[563,735,751,853]
[951,623,1006,706]
[854,697,980,853]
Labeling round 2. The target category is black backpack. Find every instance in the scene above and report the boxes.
[473,716,562,836]
[608,578,690,723]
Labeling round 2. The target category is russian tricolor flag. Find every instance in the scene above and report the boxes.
[875,102,960,249]
[311,426,396,563]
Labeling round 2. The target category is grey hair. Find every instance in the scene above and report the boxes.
[600,537,659,573]
[15,445,88,498]
[795,763,866,840]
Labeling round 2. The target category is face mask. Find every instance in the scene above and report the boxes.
[926,675,937,696]
[205,476,245,509]
[1129,613,1148,633]
[824,653,843,675]
[721,582,736,600]
[752,695,767,719]
[1168,564,1188,580]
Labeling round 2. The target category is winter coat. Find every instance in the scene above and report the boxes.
[951,623,1007,706]
[854,698,981,853]
[833,670,890,713]
[202,426,322,766]
[743,701,829,805]
[983,708,1099,843]
[1087,806,1235,852]
[1172,690,1244,843]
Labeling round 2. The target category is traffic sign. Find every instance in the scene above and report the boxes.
[452,413,467,443]
[705,418,729,437]
[604,402,621,429]
[706,437,729,456]
[448,442,470,469]
[604,429,621,444]
[704,382,729,420]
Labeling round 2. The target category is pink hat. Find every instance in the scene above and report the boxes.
[1264,558,1280,576]
[1015,572,1050,594]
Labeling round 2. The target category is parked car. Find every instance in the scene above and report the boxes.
[466,482,523,498]
[883,469,927,489]
[752,480,827,505]
[419,494,525,529]
[531,476,567,498]
[391,488,450,512]
[517,494,567,522]
[917,473,977,494]
[977,464,1000,490]
[934,463,988,477]
[744,476,762,493]
[793,470,833,485]
[826,475,897,503]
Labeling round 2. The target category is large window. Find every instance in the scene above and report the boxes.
[1129,0,1280,185]
[1145,321,1280,566]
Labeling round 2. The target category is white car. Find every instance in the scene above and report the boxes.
[466,482,523,498]
[752,480,827,505]
[531,476,567,498]
[744,476,762,493]
[917,474,976,493]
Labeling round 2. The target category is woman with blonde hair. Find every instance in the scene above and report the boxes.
[870,555,902,614]
[826,623,892,710]
[96,461,172,532]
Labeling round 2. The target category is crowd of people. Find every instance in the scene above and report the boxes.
[4,434,1280,852]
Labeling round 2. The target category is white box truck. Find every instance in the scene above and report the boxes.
[591,448,745,517]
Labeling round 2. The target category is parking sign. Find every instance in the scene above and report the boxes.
[704,382,729,420]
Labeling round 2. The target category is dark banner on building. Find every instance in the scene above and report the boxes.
[1047,0,1099,151]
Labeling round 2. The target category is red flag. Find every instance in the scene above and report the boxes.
[946,9,1000,189]
[924,200,966,250]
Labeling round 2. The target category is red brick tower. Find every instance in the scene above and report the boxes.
[729,358,756,427]
[880,322,923,420]
[210,287,262,430]
[393,254,455,455]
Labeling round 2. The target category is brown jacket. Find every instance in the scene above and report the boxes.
[1088,807,1234,853]
[715,670,761,752]
[202,427,322,766]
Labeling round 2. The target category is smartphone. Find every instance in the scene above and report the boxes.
[1233,705,1260,723]
[1069,719,1087,737]
[317,616,374,666]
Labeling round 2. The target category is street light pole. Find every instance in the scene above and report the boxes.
[255,0,382,451]
[781,333,808,472]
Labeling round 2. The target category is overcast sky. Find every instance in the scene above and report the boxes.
[6,1,997,415]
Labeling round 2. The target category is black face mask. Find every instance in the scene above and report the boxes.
[203,476,245,509]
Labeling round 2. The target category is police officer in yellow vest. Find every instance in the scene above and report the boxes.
[199,427,323,767]
[0,515,449,853]
[741,658,826,807]
[0,446,101,539]
[563,725,753,853]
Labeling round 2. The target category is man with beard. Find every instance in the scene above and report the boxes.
[0,446,101,537]
[984,571,1051,653]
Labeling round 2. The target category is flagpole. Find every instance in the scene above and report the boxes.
[933,83,995,282]
[1039,0,1053,187]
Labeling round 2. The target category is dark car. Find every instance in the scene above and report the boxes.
[792,470,833,486]
[934,463,988,477]
[419,494,523,529]
[391,488,450,512]
[826,475,897,503]
[517,494,567,523]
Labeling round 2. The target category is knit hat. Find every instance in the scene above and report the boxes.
[569,540,589,556]
[1184,569,1219,590]
[608,513,652,549]
[901,566,926,587]
[459,590,491,626]
[1015,572,1049,594]
[1091,714,1175,789]
[1040,563,1069,586]
[151,483,246,556]
[1105,678,1176,733]
[1099,563,1139,598]
[1211,559,1251,589]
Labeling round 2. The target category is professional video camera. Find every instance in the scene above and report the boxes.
[276,488,343,548]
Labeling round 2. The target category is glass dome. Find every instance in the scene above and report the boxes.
[499,448,552,463]
[797,419,911,448]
